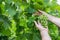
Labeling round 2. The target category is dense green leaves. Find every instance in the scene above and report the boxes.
[0,0,60,40]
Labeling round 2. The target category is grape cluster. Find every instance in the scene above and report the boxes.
[38,15,48,28]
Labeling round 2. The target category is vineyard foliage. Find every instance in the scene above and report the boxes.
[0,0,60,40]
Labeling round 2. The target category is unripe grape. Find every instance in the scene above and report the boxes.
[38,15,48,28]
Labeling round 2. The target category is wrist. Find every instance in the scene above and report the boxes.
[39,28,48,33]
[40,30,50,38]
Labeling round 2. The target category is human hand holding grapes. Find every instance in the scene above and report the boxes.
[34,20,48,32]
[34,20,51,40]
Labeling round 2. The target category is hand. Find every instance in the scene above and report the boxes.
[34,20,48,32]
[33,10,42,16]
[33,10,47,16]
[34,20,51,40]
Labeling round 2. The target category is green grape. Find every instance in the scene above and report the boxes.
[38,15,48,28]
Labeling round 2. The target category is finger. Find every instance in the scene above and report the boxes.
[38,10,45,14]
[38,10,42,12]
[45,26,48,32]
[38,10,47,14]
[37,20,44,28]
[36,12,40,15]
[34,21,38,26]
[38,10,43,15]
[33,12,40,16]
[38,20,42,25]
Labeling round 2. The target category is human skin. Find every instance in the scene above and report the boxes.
[34,10,60,27]
[34,10,60,40]
[34,21,51,40]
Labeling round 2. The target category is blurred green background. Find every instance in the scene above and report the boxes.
[0,0,60,40]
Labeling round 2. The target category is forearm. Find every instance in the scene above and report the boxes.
[40,30,51,40]
[43,13,60,27]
